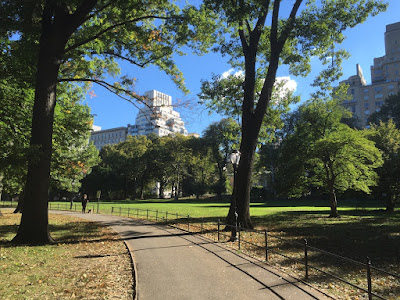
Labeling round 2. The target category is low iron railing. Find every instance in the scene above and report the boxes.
[2,201,398,299]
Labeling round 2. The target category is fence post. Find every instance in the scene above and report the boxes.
[128,208,130,218]
[156,210,158,222]
[304,239,309,280]
[367,257,372,300]
[201,217,204,234]
[111,207,114,215]
[187,215,190,232]
[238,227,241,250]
[147,209,149,220]
[166,211,168,224]
[264,230,268,262]
[217,219,220,241]
[119,207,121,216]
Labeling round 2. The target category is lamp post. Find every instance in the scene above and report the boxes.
[229,150,240,242]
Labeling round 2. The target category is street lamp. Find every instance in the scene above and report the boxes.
[229,150,240,242]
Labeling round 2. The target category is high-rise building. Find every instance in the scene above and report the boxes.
[340,22,400,126]
[90,90,188,150]
[128,90,188,137]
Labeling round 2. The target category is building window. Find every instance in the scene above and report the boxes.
[375,101,384,106]
[364,103,369,109]
[375,94,383,99]
[364,96,369,100]
[374,87,382,92]
[364,89,369,93]
[364,110,370,115]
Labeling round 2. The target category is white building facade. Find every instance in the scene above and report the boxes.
[90,90,188,150]
[89,126,128,150]
[128,90,188,137]
[340,22,400,126]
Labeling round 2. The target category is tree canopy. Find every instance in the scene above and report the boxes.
[2,0,218,244]
[368,92,400,128]
[277,99,383,217]
[365,120,400,211]
[200,0,387,227]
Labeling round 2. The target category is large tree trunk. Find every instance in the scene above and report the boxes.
[12,39,61,244]
[12,1,98,244]
[227,124,259,229]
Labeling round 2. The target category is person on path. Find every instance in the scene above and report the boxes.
[82,194,88,213]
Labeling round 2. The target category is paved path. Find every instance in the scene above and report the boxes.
[52,211,330,300]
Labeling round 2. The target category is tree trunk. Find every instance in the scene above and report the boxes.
[11,1,98,243]
[13,191,24,214]
[12,39,61,244]
[0,172,3,202]
[216,162,225,201]
[158,180,165,199]
[385,195,396,212]
[329,186,338,218]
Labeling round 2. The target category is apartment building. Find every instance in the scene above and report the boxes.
[340,22,400,126]
[90,90,188,150]
[128,90,188,137]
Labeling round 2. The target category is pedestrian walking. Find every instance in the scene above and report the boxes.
[82,194,88,213]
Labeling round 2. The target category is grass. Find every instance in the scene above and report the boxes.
[1,197,399,299]
[0,211,133,299]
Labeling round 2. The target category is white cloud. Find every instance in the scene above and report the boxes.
[272,76,298,104]
[275,76,297,93]
[92,125,102,132]
[221,69,244,79]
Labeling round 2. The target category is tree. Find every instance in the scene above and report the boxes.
[183,137,216,199]
[366,120,400,211]
[145,136,174,199]
[201,0,387,227]
[203,118,240,200]
[368,92,400,128]
[164,135,192,200]
[0,80,99,205]
[2,0,217,243]
[277,99,383,217]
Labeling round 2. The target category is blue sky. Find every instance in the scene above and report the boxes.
[86,0,400,136]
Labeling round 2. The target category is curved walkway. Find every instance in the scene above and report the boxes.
[53,211,330,300]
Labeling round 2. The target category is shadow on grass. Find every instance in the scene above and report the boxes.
[0,220,122,247]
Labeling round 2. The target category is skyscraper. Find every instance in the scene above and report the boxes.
[340,22,400,126]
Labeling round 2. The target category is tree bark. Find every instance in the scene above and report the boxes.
[12,0,98,244]
[329,185,338,218]
[12,38,60,244]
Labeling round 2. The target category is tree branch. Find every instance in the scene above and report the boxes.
[65,15,177,53]
[277,0,303,49]
[83,1,113,23]
[238,22,249,52]
[58,77,143,102]
[270,0,280,46]
[57,77,164,126]
[99,48,174,68]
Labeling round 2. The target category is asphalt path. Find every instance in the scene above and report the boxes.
[52,211,331,300]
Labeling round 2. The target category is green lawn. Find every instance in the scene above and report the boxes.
[43,196,390,219]
[2,197,399,299]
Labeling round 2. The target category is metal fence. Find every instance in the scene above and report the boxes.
[108,206,400,300]
[1,201,398,299]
